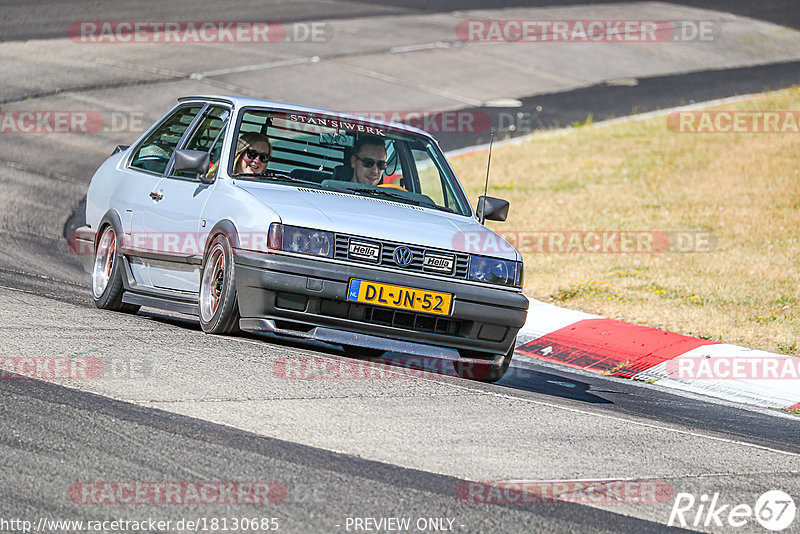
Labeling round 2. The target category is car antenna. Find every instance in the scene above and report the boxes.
[480,128,495,224]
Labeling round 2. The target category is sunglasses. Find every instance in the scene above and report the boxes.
[244,148,270,163]
[356,156,387,170]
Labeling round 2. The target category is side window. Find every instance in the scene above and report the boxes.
[408,143,468,213]
[410,147,446,205]
[129,105,203,174]
[173,106,229,179]
[381,140,404,187]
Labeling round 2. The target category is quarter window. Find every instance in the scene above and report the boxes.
[129,105,203,174]
[173,106,229,179]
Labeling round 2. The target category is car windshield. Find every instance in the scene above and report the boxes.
[229,108,472,216]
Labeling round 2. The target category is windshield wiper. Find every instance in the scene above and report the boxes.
[350,187,447,210]
[338,186,430,206]
[234,171,323,188]
[430,204,456,213]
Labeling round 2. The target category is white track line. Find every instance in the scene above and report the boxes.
[192,56,321,79]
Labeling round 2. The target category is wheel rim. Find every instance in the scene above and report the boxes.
[200,244,226,322]
[92,227,116,299]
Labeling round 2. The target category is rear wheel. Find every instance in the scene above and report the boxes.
[199,234,241,334]
[91,225,139,313]
[453,345,514,383]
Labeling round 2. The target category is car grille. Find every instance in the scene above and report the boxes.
[334,234,470,280]
[362,305,462,335]
[319,298,466,337]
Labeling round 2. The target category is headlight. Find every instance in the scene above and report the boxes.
[468,255,523,288]
[268,223,333,258]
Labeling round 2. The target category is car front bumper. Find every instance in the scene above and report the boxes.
[234,249,528,360]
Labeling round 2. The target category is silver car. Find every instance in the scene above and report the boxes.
[81,96,527,382]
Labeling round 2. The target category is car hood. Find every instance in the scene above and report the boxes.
[236,182,519,260]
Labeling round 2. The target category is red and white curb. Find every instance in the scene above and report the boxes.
[515,299,800,412]
[447,96,799,412]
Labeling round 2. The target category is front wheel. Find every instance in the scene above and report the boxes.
[199,234,241,335]
[453,345,514,383]
[91,225,139,313]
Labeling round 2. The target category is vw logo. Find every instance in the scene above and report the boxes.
[393,246,414,267]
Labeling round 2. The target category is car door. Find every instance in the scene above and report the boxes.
[143,105,230,292]
[120,103,205,288]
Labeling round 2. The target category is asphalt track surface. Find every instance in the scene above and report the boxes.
[3,376,686,534]
[438,59,800,150]
[2,0,800,42]
[2,1,800,533]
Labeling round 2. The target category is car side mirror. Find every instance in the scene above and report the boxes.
[476,195,509,222]
[173,149,211,182]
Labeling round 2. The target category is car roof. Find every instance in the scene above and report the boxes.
[178,94,436,140]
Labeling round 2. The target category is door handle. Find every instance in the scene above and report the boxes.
[149,191,163,201]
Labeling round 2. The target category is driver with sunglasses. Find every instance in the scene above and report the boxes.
[233,132,272,175]
[350,134,388,186]
[205,132,271,181]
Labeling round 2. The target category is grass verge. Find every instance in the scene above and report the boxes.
[450,87,800,355]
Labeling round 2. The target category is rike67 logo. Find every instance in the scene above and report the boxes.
[668,490,796,531]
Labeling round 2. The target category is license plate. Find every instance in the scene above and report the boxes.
[347,279,452,316]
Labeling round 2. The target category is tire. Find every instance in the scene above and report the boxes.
[341,344,385,358]
[199,234,241,335]
[91,225,140,313]
[453,345,514,383]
